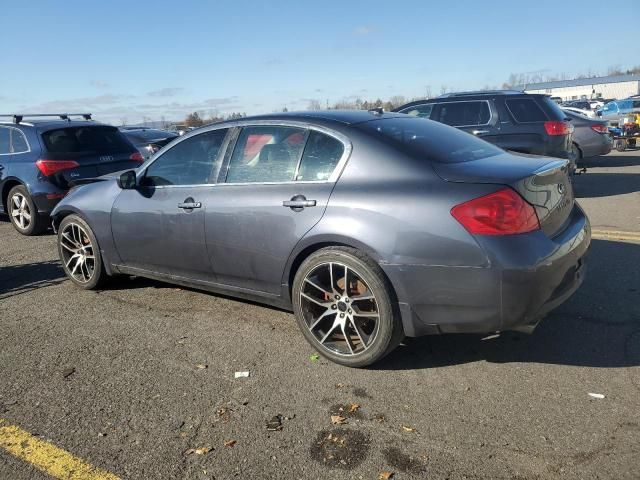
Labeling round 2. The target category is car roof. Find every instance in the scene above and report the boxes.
[225,110,407,126]
[394,92,546,111]
[0,119,110,131]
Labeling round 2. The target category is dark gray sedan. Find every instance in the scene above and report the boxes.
[51,111,590,367]
[563,109,612,162]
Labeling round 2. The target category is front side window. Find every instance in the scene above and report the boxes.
[0,127,10,155]
[225,126,306,183]
[505,98,548,122]
[144,129,228,186]
[399,104,434,119]
[11,129,29,153]
[432,101,491,127]
[296,131,344,181]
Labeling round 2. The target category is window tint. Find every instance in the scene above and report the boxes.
[356,117,503,164]
[296,131,344,181]
[399,104,434,119]
[11,129,29,153]
[505,98,548,122]
[0,128,10,155]
[225,126,306,183]
[432,101,490,127]
[144,129,228,186]
[42,126,134,154]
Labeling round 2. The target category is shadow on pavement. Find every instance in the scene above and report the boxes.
[376,239,640,370]
[573,172,640,198]
[582,152,640,168]
[0,260,66,298]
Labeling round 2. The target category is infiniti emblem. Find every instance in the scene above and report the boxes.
[557,183,565,195]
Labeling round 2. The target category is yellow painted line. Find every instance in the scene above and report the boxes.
[591,229,640,243]
[0,419,120,480]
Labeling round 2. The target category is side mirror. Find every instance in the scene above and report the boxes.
[117,170,137,189]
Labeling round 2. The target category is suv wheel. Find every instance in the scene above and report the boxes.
[292,247,404,367]
[57,214,107,289]
[7,185,48,235]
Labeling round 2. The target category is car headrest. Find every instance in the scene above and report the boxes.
[259,144,292,165]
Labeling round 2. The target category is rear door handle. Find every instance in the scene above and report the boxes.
[472,129,490,136]
[283,194,316,210]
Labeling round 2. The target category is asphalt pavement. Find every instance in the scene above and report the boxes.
[0,151,638,479]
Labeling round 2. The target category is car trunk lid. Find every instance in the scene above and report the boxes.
[433,152,574,237]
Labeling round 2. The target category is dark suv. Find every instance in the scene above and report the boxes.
[0,114,143,235]
[394,91,573,164]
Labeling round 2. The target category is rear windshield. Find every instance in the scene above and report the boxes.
[42,126,134,154]
[356,117,503,163]
[505,98,548,122]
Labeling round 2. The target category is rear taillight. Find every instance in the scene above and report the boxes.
[544,120,571,136]
[130,152,144,162]
[35,159,80,177]
[451,188,540,235]
[590,124,608,134]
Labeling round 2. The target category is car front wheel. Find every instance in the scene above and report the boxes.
[292,247,403,367]
[57,214,107,289]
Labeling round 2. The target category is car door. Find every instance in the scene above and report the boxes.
[111,128,229,280]
[430,100,500,143]
[0,127,11,197]
[203,124,349,295]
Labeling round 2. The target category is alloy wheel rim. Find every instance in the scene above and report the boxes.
[10,193,31,230]
[60,223,96,283]
[300,262,379,356]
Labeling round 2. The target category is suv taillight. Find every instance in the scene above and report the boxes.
[591,124,608,134]
[35,159,80,176]
[130,152,144,162]
[451,188,540,235]
[544,121,571,136]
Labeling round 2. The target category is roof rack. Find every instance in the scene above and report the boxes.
[0,113,92,124]
[438,90,524,98]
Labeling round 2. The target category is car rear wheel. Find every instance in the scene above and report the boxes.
[7,185,48,236]
[57,214,107,289]
[292,247,403,367]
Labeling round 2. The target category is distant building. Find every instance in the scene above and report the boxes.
[517,74,640,101]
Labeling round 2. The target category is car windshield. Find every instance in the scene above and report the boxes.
[356,117,503,163]
[42,126,133,154]
[126,130,177,142]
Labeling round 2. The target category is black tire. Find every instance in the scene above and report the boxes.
[7,185,48,235]
[615,139,626,152]
[292,247,404,367]
[57,214,107,290]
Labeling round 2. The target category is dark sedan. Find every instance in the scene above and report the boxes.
[51,111,590,367]
[563,109,612,163]
[120,127,178,160]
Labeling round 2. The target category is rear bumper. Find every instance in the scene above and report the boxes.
[383,204,591,337]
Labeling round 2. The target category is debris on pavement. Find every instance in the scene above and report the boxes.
[348,403,360,413]
[195,364,208,370]
[224,440,237,448]
[62,367,76,379]
[310,353,320,362]
[379,472,395,480]
[331,415,347,425]
[234,371,250,378]
[401,425,417,433]
[588,392,605,399]
[184,446,213,456]
[266,415,283,431]
[481,333,501,341]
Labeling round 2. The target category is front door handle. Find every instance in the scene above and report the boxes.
[178,197,201,210]
[472,129,490,136]
[283,194,316,210]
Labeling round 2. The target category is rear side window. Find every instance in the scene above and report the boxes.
[505,98,548,122]
[42,126,134,154]
[398,104,434,119]
[431,101,491,127]
[225,126,307,183]
[11,129,29,153]
[0,127,10,154]
[357,117,503,163]
[296,131,344,181]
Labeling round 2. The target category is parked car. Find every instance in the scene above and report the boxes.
[563,110,612,162]
[394,91,574,169]
[120,127,178,160]
[167,124,194,136]
[562,106,596,118]
[0,113,143,235]
[51,111,590,367]
[562,100,595,112]
[597,98,640,124]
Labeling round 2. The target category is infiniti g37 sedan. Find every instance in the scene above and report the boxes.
[51,111,590,367]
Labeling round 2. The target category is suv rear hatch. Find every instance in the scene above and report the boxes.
[434,152,574,237]
[38,125,142,188]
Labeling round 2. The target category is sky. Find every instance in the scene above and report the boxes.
[1,0,638,125]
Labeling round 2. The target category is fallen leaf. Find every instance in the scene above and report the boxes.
[348,403,360,413]
[224,440,236,448]
[266,415,283,431]
[379,472,395,480]
[194,447,212,455]
[62,368,76,379]
[402,425,417,432]
[195,364,208,369]
[310,353,320,362]
[335,383,345,388]
[331,415,347,425]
